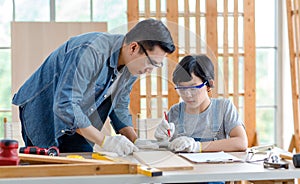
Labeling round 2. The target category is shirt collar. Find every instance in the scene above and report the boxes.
[108,35,125,75]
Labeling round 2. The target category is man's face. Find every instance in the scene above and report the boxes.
[126,44,167,75]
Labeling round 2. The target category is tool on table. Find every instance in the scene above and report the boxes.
[0,139,20,166]
[293,153,300,168]
[19,146,59,156]
[164,111,171,137]
[279,152,300,168]
[138,165,163,177]
[92,152,113,161]
[263,154,289,169]
[66,154,85,159]
[246,144,274,162]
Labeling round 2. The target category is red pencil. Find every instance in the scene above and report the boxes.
[164,111,171,137]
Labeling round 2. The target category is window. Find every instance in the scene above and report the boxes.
[0,0,127,138]
[255,0,277,145]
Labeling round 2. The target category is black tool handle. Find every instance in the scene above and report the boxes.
[293,154,300,168]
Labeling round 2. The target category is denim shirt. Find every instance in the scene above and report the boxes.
[12,32,137,148]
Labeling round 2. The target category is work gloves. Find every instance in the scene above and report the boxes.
[134,138,160,149]
[154,119,175,141]
[168,136,201,152]
[101,135,139,157]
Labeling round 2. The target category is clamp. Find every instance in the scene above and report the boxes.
[246,144,274,162]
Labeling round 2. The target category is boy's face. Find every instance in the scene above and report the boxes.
[126,44,167,75]
[177,73,211,111]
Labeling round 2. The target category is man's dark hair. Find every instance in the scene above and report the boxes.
[124,19,175,54]
[172,55,215,87]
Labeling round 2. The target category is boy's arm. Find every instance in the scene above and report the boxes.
[202,125,248,152]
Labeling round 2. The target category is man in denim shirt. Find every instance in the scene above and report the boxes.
[12,19,175,156]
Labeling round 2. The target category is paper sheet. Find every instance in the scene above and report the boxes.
[179,151,243,163]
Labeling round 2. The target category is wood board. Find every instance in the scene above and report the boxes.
[0,153,137,178]
[133,151,193,171]
[0,163,137,178]
[19,153,113,164]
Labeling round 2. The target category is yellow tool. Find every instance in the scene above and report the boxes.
[92,152,113,161]
[66,154,85,159]
[137,165,162,177]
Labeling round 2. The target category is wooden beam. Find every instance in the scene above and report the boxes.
[233,0,239,108]
[128,0,140,129]
[206,0,218,98]
[166,0,179,108]
[244,0,257,146]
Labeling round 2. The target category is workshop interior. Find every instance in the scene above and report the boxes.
[1,0,300,183]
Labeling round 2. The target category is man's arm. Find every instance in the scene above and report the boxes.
[76,125,105,146]
[119,126,138,142]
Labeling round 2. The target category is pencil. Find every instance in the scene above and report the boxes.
[164,111,171,137]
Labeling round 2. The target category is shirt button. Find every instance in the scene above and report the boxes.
[111,79,114,82]
[90,108,94,112]
[61,130,65,133]
[104,94,107,98]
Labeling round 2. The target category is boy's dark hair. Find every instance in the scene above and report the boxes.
[172,55,215,87]
[124,19,175,54]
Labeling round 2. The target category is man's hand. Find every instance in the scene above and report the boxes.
[168,136,201,152]
[154,119,175,141]
[101,135,139,156]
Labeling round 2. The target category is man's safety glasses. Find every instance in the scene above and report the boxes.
[138,43,164,68]
[175,81,208,95]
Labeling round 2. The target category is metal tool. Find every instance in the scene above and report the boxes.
[263,154,289,169]
[0,139,20,166]
[19,146,59,156]
[246,144,274,162]
[293,153,300,168]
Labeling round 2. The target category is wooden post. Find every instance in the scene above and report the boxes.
[206,0,218,98]
[244,0,257,147]
[128,0,140,129]
[166,0,179,108]
[286,0,300,153]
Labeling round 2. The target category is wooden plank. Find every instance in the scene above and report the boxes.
[184,0,190,53]
[156,0,163,117]
[0,163,137,178]
[294,0,300,107]
[223,0,229,98]
[206,0,218,98]
[233,0,239,108]
[156,0,162,19]
[195,0,201,53]
[127,0,139,21]
[166,0,179,108]
[127,0,140,129]
[157,70,163,117]
[19,153,113,164]
[287,0,300,152]
[145,0,150,18]
[144,0,152,118]
[244,0,257,146]
[133,151,193,171]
